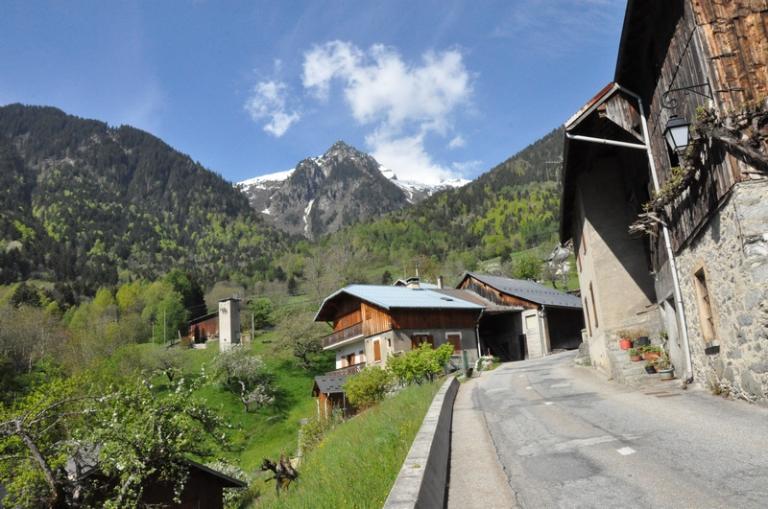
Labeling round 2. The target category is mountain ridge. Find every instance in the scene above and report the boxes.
[238,141,468,238]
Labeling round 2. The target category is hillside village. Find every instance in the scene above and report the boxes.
[1,1,767,508]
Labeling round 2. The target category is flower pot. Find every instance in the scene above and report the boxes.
[634,336,651,347]
[629,354,642,362]
[642,351,660,361]
[644,365,656,374]
[658,368,674,380]
[619,339,633,350]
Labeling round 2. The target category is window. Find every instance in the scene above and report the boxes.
[446,333,462,353]
[584,298,592,336]
[589,282,598,328]
[373,339,381,361]
[693,267,716,342]
[411,334,434,349]
[345,353,355,366]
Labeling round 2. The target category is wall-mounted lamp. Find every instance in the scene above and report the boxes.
[663,115,691,153]
[661,81,713,110]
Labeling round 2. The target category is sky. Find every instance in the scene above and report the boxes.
[0,0,627,185]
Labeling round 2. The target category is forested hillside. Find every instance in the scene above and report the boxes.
[310,127,565,285]
[0,104,285,295]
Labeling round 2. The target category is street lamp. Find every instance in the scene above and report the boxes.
[663,115,691,153]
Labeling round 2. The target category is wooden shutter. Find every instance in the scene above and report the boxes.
[373,340,381,361]
[446,333,462,353]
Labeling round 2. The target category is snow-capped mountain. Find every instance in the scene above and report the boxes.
[237,141,468,238]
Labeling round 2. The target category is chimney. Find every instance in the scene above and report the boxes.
[406,276,420,289]
[437,276,444,289]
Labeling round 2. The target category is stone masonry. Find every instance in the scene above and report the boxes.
[675,179,768,402]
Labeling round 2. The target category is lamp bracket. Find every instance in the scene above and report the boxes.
[662,81,713,110]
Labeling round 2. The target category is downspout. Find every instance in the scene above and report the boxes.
[616,85,694,384]
[564,85,694,383]
[476,309,484,359]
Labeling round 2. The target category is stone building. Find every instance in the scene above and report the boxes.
[560,0,767,399]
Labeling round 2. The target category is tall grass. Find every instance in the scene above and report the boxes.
[258,380,441,509]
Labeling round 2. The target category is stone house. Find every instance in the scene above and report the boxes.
[560,0,767,399]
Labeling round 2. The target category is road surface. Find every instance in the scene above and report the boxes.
[448,352,768,509]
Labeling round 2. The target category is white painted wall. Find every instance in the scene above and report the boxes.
[218,299,240,352]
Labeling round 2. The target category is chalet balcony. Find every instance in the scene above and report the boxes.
[321,322,364,349]
[327,362,366,377]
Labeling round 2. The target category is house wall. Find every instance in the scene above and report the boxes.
[334,339,366,369]
[574,160,662,375]
[674,180,768,401]
[363,328,480,369]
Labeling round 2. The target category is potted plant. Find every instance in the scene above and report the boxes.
[644,361,656,374]
[654,354,674,380]
[641,345,662,361]
[628,348,642,362]
[617,330,633,350]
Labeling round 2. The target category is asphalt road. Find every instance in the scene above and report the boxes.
[455,351,768,509]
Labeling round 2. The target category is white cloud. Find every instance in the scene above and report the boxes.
[302,41,473,184]
[244,80,300,137]
[448,135,465,149]
[451,159,483,175]
[366,131,456,185]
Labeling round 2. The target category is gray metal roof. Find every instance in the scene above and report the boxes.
[314,374,349,394]
[462,273,582,309]
[433,289,523,314]
[315,284,484,321]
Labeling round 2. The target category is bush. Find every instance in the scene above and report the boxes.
[213,346,275,411]
[299,411,342,454]
[388,343,454,385]
[344,367,393,409]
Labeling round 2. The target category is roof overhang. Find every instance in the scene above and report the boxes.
[559,83,646,243]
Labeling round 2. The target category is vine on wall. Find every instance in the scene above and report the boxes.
[629,98,768,237]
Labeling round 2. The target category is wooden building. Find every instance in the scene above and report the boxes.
[187,311,218,343]
[457,273,584,360]
[141,461,247,509]
[314,284,484,371]
[560,1,768,396]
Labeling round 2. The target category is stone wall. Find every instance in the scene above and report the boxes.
[676,179,768,402]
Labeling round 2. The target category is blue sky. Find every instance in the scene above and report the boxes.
[0,0,627,185]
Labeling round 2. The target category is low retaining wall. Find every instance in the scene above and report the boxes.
[383,376,459,509]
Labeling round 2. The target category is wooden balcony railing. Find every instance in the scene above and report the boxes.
[327,362,366,377]
[321,322,364,349]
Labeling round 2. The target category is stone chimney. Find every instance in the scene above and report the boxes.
[437,276,444,289]
[406,276,421,289]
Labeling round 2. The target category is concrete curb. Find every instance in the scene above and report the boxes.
[383,376,459,509]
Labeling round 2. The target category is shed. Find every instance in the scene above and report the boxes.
[457,273,584,359]
[313,374,352,418]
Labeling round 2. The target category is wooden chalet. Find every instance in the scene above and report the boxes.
[560,0,768,395]
[457,273,584,360]
[314,284,484,371]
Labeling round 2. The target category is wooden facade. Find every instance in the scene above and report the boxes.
[457,277,539,310]
[616,0,768,259]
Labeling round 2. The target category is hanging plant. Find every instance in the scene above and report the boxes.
[630,98,768,237]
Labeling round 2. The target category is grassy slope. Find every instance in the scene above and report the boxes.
[259,380,441,509]
[170,332,319,472]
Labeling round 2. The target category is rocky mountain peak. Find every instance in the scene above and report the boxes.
[237,141,471,238]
